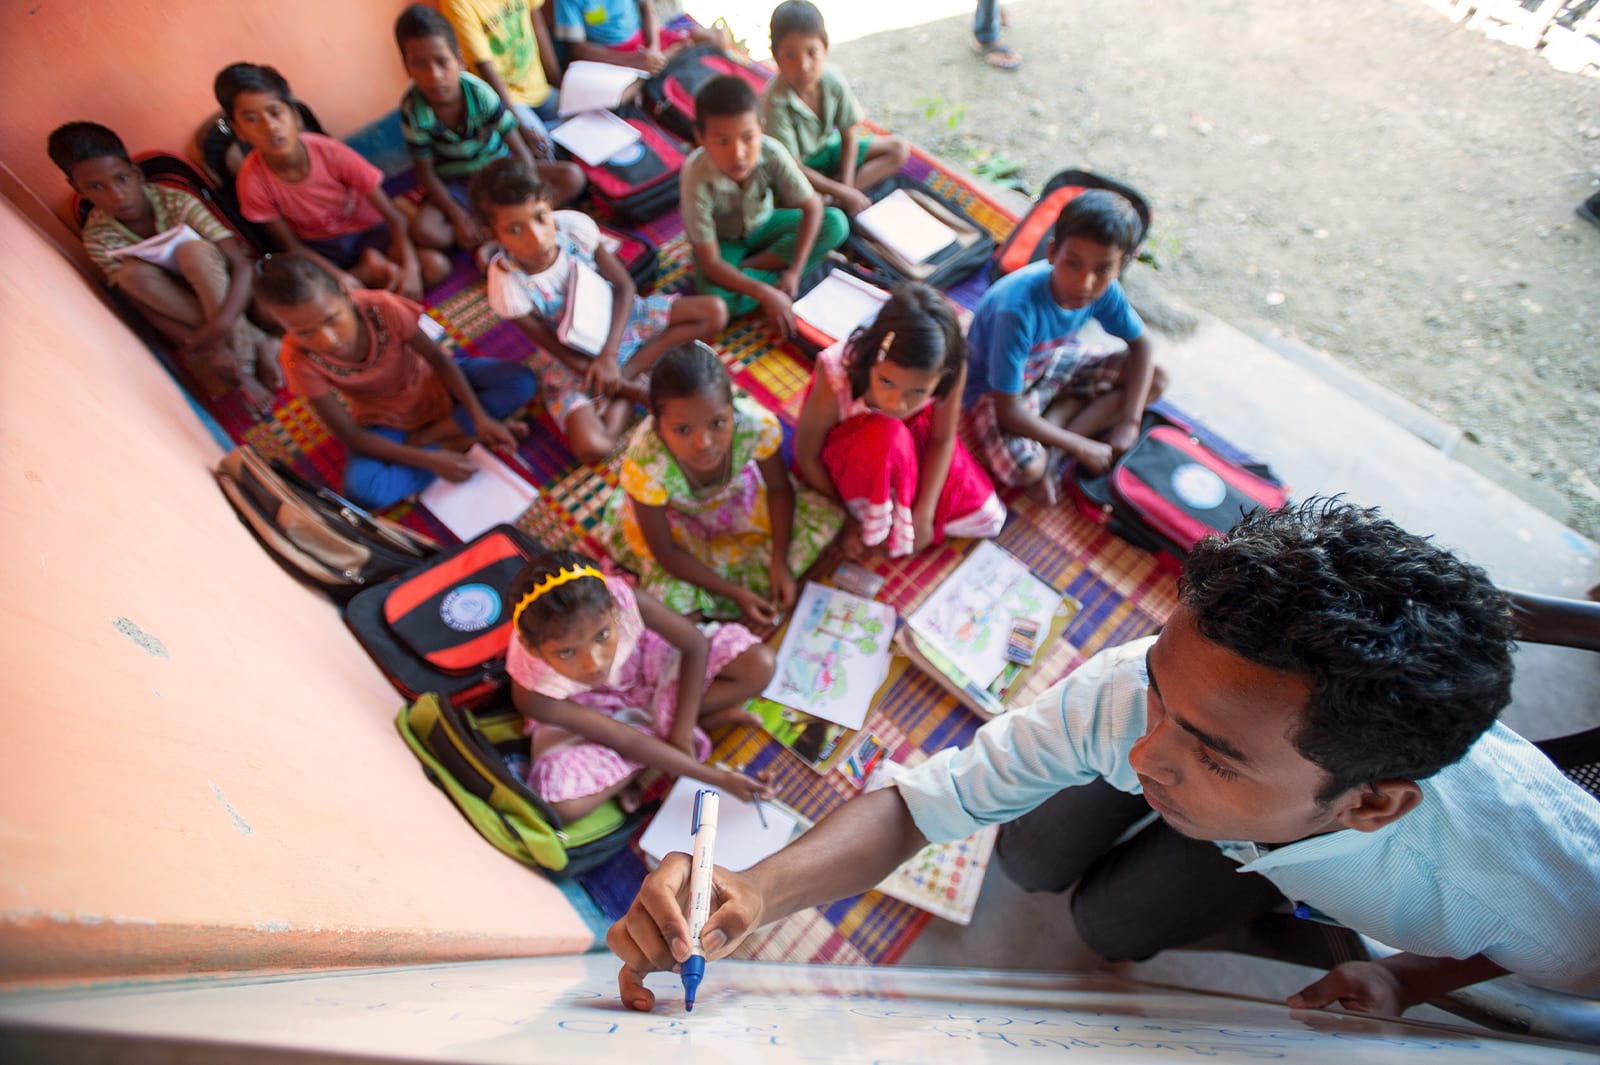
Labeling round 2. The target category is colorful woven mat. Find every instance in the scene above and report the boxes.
[174,129,1190,965]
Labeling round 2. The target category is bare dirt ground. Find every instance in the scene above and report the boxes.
[822,0,1599,536]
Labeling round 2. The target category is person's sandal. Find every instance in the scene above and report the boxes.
[973,38,1022,70]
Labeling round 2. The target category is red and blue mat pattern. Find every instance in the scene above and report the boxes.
[166,97,1203,964]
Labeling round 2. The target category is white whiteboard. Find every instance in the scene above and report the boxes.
[0,953,1592,1064]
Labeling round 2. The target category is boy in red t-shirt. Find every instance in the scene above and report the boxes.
[218,62,451,298]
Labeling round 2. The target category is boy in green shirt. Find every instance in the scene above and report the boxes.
[679,75,847,334]
[760,1,907,216]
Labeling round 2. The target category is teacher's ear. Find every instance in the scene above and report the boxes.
[1336,780,1422,833]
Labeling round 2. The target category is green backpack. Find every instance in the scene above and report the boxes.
[395,693,638,877]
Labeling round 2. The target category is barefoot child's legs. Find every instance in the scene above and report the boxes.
[697,207,849,317]
[852,135,910,191]
[172,239,282,400]
[701,642,777,726]
[624,296,729,374]
[1059,358,1170,440]
[113,258,208,341]
[969,391,1049,489]
[651,622,773,734]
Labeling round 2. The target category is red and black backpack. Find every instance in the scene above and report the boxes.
[990,168,1151,282]
[344,524,541,708]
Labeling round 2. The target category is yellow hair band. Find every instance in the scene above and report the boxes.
[511,565,604,628]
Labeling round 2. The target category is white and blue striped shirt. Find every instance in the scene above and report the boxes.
[895,638,1600,992]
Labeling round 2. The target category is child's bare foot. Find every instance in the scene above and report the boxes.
[354,249,404,291]
[621,768,667,813]
[408,417,473,451]
[702,703,761,730]
[506,419,531,441]
[253,336,284,391]
[240,375,277,419]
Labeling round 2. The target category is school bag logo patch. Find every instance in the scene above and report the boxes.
[1170,462,1228,511]
[439,583,502,633]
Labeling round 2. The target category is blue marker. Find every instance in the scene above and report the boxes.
[682,789,720,1012]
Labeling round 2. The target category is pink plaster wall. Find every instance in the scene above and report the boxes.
[0,198,592,987]
[0,0,414,260]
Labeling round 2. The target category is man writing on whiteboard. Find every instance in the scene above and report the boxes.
[608,499,1600,1015]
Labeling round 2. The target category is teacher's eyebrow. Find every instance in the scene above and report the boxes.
[1144,647,1251,767]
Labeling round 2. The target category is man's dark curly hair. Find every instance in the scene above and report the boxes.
[1180,497,1515,803]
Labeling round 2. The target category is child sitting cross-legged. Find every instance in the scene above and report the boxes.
[550,0,728,75]
[794,282,1005,560]
[48,121,283,414]
[508,550,776,822]
[599,340,842,626]
[217,62,451,299]
[474,157,727,465]
[395,2,583,265]
[255,253,536,510]
[761,1,908,216]
[966,189,1167,500]
[680,74,848,335]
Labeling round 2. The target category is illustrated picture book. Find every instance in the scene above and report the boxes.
[896,541,1080,718]
[761,582,897,732]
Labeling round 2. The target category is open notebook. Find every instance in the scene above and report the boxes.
[418,445,539,540]
[638,776,805,872]
[558,258,616,358]
[106,223,205,272]
[793,269,890,344]
[854,189,960,265]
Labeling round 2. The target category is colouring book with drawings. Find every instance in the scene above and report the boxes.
[761,582,896,732]
[904,540,1064,689]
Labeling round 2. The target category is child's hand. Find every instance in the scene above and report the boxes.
[521,124,554,160]
[636,46,667,74]
[616,374,650,405]
[776,266,802,298]
[835,186,872,216]
[1070,439,1115,478]
[730,587,779,627]
[1106,419,1141,458]
[912,512,937,554]
[585,355,622,396]
[451,213,486,250]
[474,414,519,451]
[767,560,796,613]
[428,450,477,482]
[716,766,776,805]
[756,286,796,338]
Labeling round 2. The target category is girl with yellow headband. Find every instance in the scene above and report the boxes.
[507,549,776,822]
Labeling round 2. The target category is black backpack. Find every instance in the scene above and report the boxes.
[846,175,996,290]
[215,446,439,602]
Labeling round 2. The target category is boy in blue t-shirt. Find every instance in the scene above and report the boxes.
[965,190,1166,497]
[551,0,727,74]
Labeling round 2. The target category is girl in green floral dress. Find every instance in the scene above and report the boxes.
[600,341,842,624]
